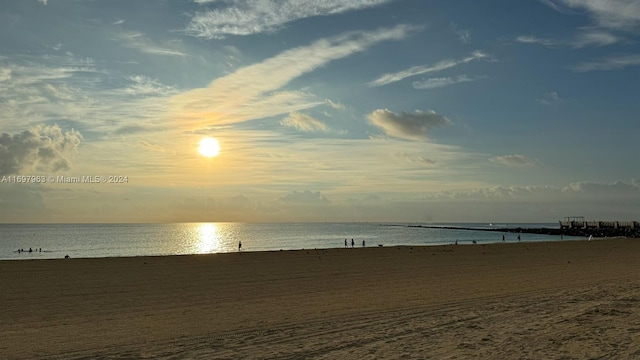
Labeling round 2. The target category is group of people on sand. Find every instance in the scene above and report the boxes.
[17,247,41,253]
[344,239,365,248]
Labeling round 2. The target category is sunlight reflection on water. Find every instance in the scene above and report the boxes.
[197,223,220,254]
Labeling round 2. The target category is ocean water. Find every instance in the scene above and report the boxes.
[0,222,578,260]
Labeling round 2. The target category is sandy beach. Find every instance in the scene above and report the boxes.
[2,238,640,359]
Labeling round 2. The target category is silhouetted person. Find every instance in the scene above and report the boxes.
[238,241,242,252]
[362,240,365,247]
[517,234,521,242]
[344,239,348,248]
[351,239,354,248]
[29,247,32,253]
[502,235,505,242]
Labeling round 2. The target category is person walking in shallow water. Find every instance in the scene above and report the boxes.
[344,239,348,248]
[351,239,354,248]
[238,241,242,252]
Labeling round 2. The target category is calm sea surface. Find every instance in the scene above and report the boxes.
[0,222,581,260]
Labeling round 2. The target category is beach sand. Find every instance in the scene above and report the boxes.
[2,238,640,359]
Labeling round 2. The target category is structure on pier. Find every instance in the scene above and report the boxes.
[559,217,639,230]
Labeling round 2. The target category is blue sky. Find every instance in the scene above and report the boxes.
[0,0,639,223]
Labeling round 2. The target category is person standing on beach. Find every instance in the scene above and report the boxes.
[362,240,365,247]
[238,241,242,252]
[351,239,354,248]
[345,239,348,248]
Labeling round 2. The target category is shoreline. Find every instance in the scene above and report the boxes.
[2,238,640,358]
[1,235,605,262]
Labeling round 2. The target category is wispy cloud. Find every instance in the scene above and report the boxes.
[490,154,540,167]
[574,53,640,71]
[124,75,179,96]
[281,112,330,133]
[186,0,395,39]
[412,74,485,90]
[367,109,450,141]
[552,0,640,31]
[170,25,414,128]
[537,91,562,105]
[368,51,489,87]
[516,30,620,48]
[450,23,471,43]
[116,31,187,57]
[325,99,346,111]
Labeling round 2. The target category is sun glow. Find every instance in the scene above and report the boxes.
[198,137,220,157]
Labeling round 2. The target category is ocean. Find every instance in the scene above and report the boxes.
[0,222,580,260]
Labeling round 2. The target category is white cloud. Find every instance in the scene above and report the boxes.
[537,91,562,105]
[573,53,640,71]
[412,74,485,90]
[0,125,82,175]
[490,154,540,167]
[281,112,330,132]
[368,51,489,87]
[367,109,450,141]
[185,0,395,39]
[170,25,414,128]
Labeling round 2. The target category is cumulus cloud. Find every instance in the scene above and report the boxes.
[367,109,450,141]
[368,51,489,87]
[0,125,82,176]
[412,74,484,90]
[490,154,539,167]
[185,0,395,39]
[281,112,330,132]
[279,190,330,204]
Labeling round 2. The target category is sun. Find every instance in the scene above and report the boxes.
[198,137,220,157]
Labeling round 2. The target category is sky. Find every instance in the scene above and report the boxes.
[0,0,639,223]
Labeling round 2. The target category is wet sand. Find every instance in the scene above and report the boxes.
[2,238,640,359]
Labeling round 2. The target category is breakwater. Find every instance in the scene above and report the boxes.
[407,224,640,238]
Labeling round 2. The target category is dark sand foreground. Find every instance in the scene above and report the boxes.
[2,239,640,359]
